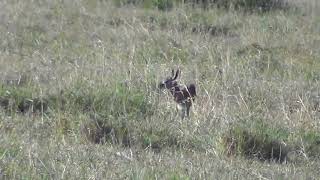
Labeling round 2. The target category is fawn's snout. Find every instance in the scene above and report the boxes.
[158,82,166,89]
[158,69,179,90]
[158,80,177,90]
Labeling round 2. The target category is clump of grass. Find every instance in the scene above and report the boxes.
[0,86,47,114]
[203,0,289,12]
[54,113,73,136]
[237,43,286,78]
[301,131,320,158]
[169,172,190,180]
[223,118,320,163]
[17,98,48,113]
[113,0,174,10]
[141,128,179,152]
[2,72,30,87]
[222,119,291,162]
[80,115,132,146]
[135,34,190,64]
[140,125,207,153]
[191,24,232,36]
[68,83,151,118]
[113,0,290,12]
[80,115,205,152]
[152,0,173,11]
[0,79,154,119]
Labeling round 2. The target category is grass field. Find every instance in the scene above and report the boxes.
[1,0,320,179]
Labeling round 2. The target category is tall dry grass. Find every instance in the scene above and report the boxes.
[0,0,320,179]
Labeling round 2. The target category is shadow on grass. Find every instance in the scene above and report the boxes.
[79,114,203,153]
[222,119,320,163]
[223,126,289,163]
[80,116,132,147]
[0,86,48,114]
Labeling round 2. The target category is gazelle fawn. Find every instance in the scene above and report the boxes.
[159,69,196,119]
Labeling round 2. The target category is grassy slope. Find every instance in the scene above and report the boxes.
[1,0,320,179]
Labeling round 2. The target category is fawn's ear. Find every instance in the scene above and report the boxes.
[173,69,180,80]
[171,69,175,78]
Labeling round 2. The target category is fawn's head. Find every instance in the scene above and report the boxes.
[159,69,180,90]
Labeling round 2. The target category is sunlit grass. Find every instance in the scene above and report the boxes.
[0,0,320,179]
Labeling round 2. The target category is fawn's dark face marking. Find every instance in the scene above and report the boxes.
[158,69,179,90]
